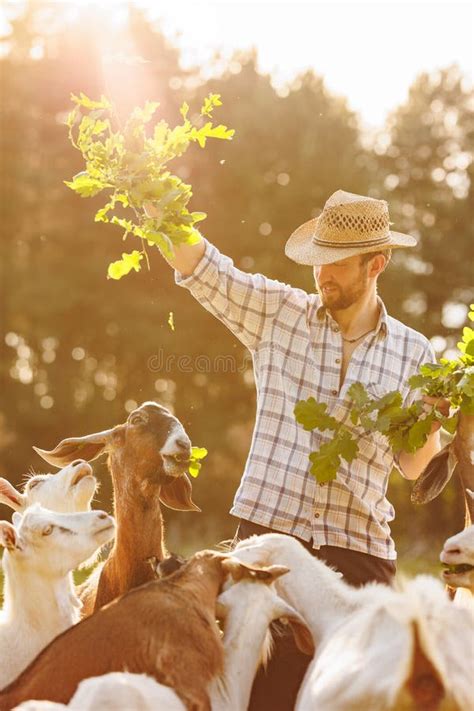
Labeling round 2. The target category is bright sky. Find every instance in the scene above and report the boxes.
[1,0,472,127]
[137,0,473,127]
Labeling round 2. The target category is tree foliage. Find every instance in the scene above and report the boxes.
[375,66,474,339]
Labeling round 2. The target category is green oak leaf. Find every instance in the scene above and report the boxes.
[309,444,341,484]
[347,382,369,408]
[338,430,359,463]
[200,93,223,117]
[70,92,111,109]
[294,397,338,432]
[367,391,403,413]
[64,172,106,197]
[107,251,143,280]
[308,431,358,484]
[440,414,458,434]
[407,416,434,452]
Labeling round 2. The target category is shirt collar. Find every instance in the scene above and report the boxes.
[315,296,389,340]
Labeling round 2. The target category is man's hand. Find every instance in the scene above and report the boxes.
[143,201,206,276]
[143,201,164,221]
[422,395,451,433]
[397,395,450,480]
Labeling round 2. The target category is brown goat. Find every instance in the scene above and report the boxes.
[0,550,254,711]
[33,401,200,615]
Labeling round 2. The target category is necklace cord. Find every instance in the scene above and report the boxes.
[341,327,375,343]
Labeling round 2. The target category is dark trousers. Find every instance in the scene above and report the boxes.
[233,519,396,711]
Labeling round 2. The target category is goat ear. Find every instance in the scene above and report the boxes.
[159,475,201,512]
[12,512,23,527]
[466,489,474,501]
[33,430,114,467]
[0,521,20,551]
[278,603,315,656]
[283,615,315,656]
[221,557,246,582]
[411,443,457,504]
[221,558,287,583]
[262,564,290,583]
[215,599,227,620]
[0,478,25,511]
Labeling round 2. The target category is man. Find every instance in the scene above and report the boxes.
[147,190,443,709]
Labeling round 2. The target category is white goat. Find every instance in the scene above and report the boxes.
[440,491,474,595]
[212,561,314,711]
[297,575,473,711]
[440,525,474,593]
[0,460,97,514]
[233,533,474,711]
[12,673,186,711]
[0,505,115,688]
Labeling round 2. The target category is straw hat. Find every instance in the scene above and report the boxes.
[285,190,417,266]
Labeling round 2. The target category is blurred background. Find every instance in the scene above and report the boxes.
[1,0,473,573]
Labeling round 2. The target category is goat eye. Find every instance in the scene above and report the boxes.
[42,525,54,536]
[129,415,144,426]
[28,479,42,490]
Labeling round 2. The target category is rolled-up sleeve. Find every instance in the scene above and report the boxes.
[175,239,291,350]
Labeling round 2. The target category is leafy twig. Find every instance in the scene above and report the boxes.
[295,306,474,484]
[64,92,235,279]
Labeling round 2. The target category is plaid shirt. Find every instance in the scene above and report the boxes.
[176,240,435,559]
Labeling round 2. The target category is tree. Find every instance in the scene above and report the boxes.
[374,65,474,339]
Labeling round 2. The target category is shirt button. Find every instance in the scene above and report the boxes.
[333,326,339,333]
[331,389,338,395]
[335,358,341,364]
[320,482,325,487]
[314,512,320,518]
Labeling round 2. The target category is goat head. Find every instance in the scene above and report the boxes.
[33,401,200,512]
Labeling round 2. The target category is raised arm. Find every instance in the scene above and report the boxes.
[144,202,294,351]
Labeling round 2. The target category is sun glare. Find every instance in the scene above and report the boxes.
[136,0,473,126]
[1,0,471,126]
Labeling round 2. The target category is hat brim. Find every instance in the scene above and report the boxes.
[285,217,417,266]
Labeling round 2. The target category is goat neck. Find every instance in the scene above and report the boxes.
[2,554,78,633]
[0,554,79,688]
[94,461,166,610]
[210,587,276,711]
[277,547,361,639]
[169,552,225,606]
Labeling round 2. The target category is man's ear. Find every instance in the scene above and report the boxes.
[367,253,388,278]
